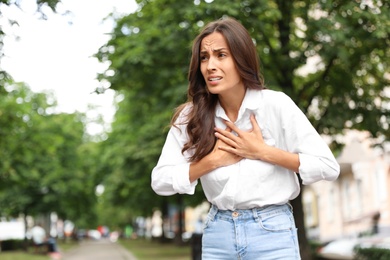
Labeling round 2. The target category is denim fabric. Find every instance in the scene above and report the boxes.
[202,204,300,260]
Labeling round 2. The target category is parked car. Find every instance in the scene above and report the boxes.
[88,229,102,240]
[76,229,87,240]
[317,235,390,260]
[317,239,357,260]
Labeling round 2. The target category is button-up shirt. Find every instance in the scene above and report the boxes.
[151,89,340,210]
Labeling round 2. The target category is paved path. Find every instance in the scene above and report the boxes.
[61,239,137,260]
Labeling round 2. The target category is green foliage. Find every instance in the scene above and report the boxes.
[36,0,60,11]
[0,80,98,227]
[0,1,106,228]
[354,246,390,260]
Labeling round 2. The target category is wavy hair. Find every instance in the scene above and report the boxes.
[172,17,265,162]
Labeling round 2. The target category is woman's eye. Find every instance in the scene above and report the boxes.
[200,55,208,61]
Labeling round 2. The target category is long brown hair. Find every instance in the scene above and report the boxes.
[172,17,265,162]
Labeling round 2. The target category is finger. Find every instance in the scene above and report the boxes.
[215,131,237,147]
[215,128,241,145]
[218,145,244,160]
[223,120,243,136]
[217,144,237,155]
[213,138,229,152]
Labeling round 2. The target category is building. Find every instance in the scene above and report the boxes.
[304,131,390,242]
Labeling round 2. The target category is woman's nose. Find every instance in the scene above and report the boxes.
[207,57,217,71]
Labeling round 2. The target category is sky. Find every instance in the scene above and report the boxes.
[1,0,138,134]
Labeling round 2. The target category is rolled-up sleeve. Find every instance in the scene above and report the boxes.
[151,121,197,196]
[298,154,340,184]
[279,93,340,185]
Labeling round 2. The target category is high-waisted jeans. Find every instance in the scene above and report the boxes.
[202,204,301,260]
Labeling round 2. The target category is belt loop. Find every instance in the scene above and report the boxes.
[252,208,259,221]
[208,204,219,221]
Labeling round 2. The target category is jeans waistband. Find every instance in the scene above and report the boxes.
[208,203,293,221]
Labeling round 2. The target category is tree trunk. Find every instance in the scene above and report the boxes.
[23,210,29,251]
[159,198,171,243]
[291,180,313,260]
[174,195,185,245]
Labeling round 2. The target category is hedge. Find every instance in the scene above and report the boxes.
[354,246,390,260]
[0,239,25,251]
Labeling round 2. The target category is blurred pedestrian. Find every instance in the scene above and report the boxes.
[151,17,340,259]
[31,223,46,253]
[30,223,61,259]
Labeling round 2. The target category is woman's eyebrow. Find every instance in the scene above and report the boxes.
[200,48,227,54]
[212,48,227,53]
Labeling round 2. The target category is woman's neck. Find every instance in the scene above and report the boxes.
[218,88,246,122]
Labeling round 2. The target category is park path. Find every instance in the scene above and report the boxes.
[61,239,137,260]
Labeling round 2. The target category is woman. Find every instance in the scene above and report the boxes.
[151,17,339,259]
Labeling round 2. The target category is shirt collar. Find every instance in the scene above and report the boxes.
[241,88,262,111]
[215,88,263,120]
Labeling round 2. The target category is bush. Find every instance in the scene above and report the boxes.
[309,240,327,260]
[0,239,24,251]
[354,246,390,260]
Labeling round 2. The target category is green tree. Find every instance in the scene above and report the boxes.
[0,0,106,230]
[0,80,99,229]
[96,0,389,258]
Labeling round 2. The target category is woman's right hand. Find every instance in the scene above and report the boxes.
[208,137,243,168]
[189,133,242,183]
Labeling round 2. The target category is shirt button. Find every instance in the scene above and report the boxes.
[232,212,239,217]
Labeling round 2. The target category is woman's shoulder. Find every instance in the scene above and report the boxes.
[256,89,293,105]
[173,102,193,125]
[179,102,193,116]
[261,88,289,98]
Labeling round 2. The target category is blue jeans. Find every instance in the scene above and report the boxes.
[202,204,300,260]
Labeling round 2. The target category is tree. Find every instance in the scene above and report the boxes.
[0,0,107,228]
[0,80,99,231]
[96,0,389,258]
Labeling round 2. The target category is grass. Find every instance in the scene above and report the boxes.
[0,240,79,260]
[0,252,50,260]
[120,239,192,260]
[0,246,51,260]
[0,239,192,260]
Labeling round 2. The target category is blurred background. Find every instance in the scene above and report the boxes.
[0,0,389,260]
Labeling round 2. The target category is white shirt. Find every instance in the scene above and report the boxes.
[151,89,340,210]
[31,225,46,244]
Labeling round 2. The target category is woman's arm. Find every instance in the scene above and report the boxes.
[151,125,196,196]
[215,114,300,172]
[189,138,242,182]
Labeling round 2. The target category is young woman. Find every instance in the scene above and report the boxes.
[151,17,340,259]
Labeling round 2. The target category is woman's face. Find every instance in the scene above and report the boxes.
[200,32,244,96]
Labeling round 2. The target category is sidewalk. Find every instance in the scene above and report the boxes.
[61,239,137,260]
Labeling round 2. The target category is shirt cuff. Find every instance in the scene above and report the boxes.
[298,153,326,185]
[172,163,197,194]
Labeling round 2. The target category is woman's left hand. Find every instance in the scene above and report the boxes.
[214,114,269,160]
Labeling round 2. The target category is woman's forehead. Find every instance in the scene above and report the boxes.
[200,32,228,51]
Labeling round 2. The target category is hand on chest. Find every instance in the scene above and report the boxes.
[215,112,276,147]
